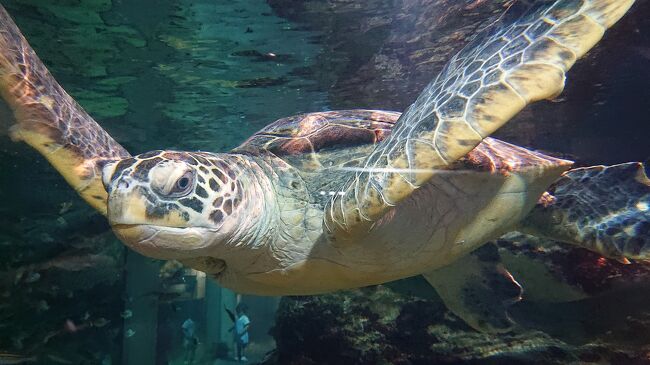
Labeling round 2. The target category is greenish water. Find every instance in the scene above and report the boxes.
[0,0,326,363]
[0,0,649,364]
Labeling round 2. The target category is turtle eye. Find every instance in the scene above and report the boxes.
[176,176,190,190]
[168,171,195,197]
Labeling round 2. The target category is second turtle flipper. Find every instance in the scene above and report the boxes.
[325,0,636,241]
[520,162,650,260]
[423,243,523,333]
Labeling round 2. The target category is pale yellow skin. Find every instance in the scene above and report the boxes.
[216,159,569,295]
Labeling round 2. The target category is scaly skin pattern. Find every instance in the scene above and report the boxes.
[325,0,636,241]
[521,163,650,260]
[0,6,129,214]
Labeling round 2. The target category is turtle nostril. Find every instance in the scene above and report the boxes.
[118,180,130,189]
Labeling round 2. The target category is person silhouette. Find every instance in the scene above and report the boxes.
[181,318,198,365]
[234,303,250,362]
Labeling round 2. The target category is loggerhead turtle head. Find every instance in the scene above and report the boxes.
[101,150,261,260]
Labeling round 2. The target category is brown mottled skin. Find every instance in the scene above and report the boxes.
[0,7,129,214]
[0,1,645,334]
[238,109,570,176]
[521,163,650,260]
[103,151,246,226]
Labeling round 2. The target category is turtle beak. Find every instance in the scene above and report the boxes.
[107,177,148,225]
[101,161,119,192]
[106,174,191,229]
[107,178,215,259]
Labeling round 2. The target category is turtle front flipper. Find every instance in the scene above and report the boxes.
[325,0,635,241]
[422,243,523,333]
[519,162,650,261]
[0,6,130,215]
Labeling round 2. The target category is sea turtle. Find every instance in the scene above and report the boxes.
[1,0,647,332]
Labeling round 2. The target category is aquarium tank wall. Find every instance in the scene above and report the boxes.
[0,0,649,364]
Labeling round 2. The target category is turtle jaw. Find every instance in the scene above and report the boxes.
[106,172,221,259]
[112,223,219,260]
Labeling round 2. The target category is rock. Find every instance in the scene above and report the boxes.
[266,284,650,365]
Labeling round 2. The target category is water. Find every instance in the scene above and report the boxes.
[0,0,649,364]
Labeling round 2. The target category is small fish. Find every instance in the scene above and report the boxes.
[36,300,49,312]
[120,310,133,319]
[24,272,40,284]
[42,330,60,344]
[13,269,26,285]
[59,201,73,214]
[38,233,54,243]
[125,329,136,338]
[0,353,36,364]
[14,269,40,284]
[92,318,110,328]
[41,253,115,272]
[63,319,87,333]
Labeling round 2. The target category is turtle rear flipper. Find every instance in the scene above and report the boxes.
[423,243,523,333]
[520,162,650,260]
[0,6,130,215]
[325,0,635,241]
